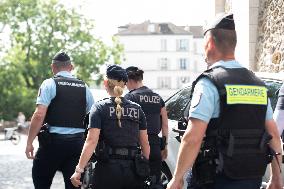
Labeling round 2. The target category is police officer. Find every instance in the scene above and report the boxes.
[273,83,284,165]
[25,51,94,189]
[274,83,284,135]
[167,13,283,189]
[125,66,168,188]
[70,65,150,189]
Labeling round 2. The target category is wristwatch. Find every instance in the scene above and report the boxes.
[75,165,84,173]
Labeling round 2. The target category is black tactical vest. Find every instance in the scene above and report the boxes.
[45,76,86,128]
[191,66,271,182]
[126,86,162,135]
[97,97,142,147]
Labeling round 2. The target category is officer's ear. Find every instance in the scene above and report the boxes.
[50,63,57,74]
[207,35,216,51]
[103,79,108,89]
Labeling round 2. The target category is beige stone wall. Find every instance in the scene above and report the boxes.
[255,0,284,72]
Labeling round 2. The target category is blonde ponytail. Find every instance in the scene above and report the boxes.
[107,79,125,127]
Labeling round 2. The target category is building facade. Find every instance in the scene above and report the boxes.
[116,21,205,91]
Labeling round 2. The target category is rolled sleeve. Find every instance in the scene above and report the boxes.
[36,78,56,106]
[89,103,102,129]
[139,108,147,130]
[188,78,219,123]
[265,99,273,121]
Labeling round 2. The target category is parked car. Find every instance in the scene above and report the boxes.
[161,72,283,188]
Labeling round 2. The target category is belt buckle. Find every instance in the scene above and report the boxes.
[116,148,128,156]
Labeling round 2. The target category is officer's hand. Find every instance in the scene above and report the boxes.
[166,178,183,189]
[161,148,168,160]
[70,172,82,187]
[266,178,283,189]
[25,143,34,159]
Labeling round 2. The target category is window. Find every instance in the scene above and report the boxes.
[161,39,167,51]
[177,77,190,88]
[159,58,169,70]
[148,24,155,33]
[176,39,189,51]
[165,85,192,120]
[158,77,171,89]
[179,58,189,70]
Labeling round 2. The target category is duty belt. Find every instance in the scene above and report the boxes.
[50,132,85,140]
[108,147,138,159]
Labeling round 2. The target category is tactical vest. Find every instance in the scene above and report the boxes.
[98,98,141,147]
[45,76,86,128]
[191,67,272,184]
[127,87,162,135]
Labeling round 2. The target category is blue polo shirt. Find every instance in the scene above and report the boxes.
[188,60,273,122]
[36,71,94,134]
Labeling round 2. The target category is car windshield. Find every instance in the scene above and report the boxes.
[165,86,192,121]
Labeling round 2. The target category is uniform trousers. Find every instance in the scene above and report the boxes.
[92,159,144,189]
[148,134,162,185]
[32,134,84,189]
[187,172,262,189]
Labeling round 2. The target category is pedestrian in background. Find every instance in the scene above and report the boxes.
[167,13,283,189]
[25,51,94,189]
[70,65,150,189]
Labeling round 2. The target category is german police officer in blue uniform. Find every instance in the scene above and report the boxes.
[25,51,94,189]
[274,83,284,136]
[125,66,168,188]
[70,65,150,189]
[167,14,283,189]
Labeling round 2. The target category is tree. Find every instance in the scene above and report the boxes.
[0,0,124,120]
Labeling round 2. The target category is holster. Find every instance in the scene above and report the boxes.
[37,124,51,147]
[134,154,150,178]
[95,141,109,162]
[191,148,217,187]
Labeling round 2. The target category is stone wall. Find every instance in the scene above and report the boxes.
[255,0,284,72]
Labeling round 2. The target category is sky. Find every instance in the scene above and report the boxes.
[60,0,215,43]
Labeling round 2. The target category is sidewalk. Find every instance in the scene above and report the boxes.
[0,134,64,189]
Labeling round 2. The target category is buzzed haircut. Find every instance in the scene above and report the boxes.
[209,28,237,55]
[52,60,71,69]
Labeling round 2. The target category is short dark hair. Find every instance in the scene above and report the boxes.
[52,60,71,69]
[52,51,71,69]
[209,29,237,54]
[126,66,144,81]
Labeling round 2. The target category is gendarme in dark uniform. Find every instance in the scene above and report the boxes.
[70,65,150,189]
[125,66,168,188]
[25,51,94,189]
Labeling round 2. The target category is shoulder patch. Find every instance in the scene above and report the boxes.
[191,91,202,108]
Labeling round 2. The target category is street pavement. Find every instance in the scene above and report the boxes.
[0,133,64,189]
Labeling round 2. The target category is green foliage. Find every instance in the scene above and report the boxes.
[0,0,124,120]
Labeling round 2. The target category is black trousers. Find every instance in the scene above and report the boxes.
[32,135,84,189]
[92,159,144,189]
[187,171,262,189]
[148,134,162,184]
